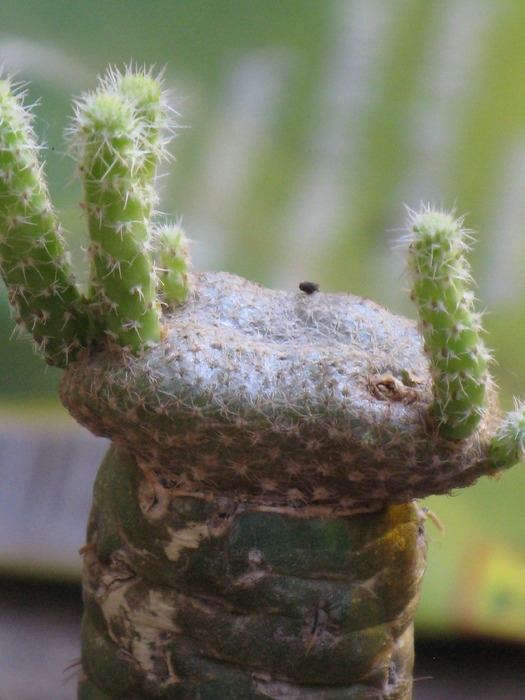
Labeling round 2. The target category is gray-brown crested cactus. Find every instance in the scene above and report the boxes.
[0,67,522,699]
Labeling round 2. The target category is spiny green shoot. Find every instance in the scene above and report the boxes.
[0,78,90,366]
[153,224,190,305]
[70,82,162,351]
[404,208,490,440]
[115,67,174,181]
[0,67,191,362]
[105,65,176,216]
[489,401,525,468]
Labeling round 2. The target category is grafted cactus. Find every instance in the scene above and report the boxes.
[0,67,523,699]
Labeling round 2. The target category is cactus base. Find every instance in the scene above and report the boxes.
[79,446,427,699]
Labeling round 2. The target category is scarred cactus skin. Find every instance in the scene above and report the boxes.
[0,78,90,366]
[77,445,426,699]
[0,66,524,699]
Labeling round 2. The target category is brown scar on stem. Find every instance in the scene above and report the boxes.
[304,606,339,656]
[367,372,421,404]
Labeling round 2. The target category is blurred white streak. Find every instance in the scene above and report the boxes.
[383,0,498,310]
[395,1,496,204]
[187,48,294,270]
[271,0,397,289]
[0,36,92,88]
[483,137,525,304]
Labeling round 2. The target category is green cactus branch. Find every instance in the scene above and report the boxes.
[1,66,524,699]
[71,88,163,350]
[0,78,90,366]
[489,400,525,468]
[153,223,190,305]
[113,67,174,199]
[403,208,490,440]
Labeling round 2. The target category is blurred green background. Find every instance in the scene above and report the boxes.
[1,0,525,643]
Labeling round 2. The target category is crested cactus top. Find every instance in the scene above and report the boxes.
[60,269,502,510]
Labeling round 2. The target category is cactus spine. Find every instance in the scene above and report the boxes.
[0,79,90,366]
[404,208,490,440]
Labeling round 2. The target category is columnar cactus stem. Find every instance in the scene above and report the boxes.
[109,69,190,305]
[71,86,162,351]
[0,79,89,366]
[404,208,490,440]
[78,445,426,699]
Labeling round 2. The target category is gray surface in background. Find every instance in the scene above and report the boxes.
[0,581,80,700]
[1,579,525,700]
[0,422,107,578]
[0,420,105,699]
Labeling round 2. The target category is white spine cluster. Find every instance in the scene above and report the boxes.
[489,400,525,468]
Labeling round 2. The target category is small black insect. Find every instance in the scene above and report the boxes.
[299,281,320,295]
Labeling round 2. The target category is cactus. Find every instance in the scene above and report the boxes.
[1,67,524,699]
[0,78,90,366]
[153,223,190,305]
[403,208,490,440]
[489,400,525,468]
[70,85,162,350]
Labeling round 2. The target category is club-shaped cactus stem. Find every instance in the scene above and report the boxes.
[113,67,175,197]
[153,223,190,305]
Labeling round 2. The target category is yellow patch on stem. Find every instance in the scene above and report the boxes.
[164,523,210,561]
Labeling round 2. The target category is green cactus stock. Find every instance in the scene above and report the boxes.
[0,67,523,698]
